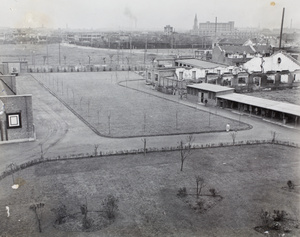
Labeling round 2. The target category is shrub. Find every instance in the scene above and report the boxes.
[177,187,187,197]
[260,210,273,227]
[209,188,217,197]
[102,195,119,220]
[197,200,204,210]
[273,210,287,222]
[287,180,295,190]
[52,204,67,225]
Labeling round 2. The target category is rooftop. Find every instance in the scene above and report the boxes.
[217,93,300,117]
[187,83,235,93]
[175,59,226,69]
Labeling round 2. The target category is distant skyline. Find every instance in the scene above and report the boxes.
[1,0,300,31]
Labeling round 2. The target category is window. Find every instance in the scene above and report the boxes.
[238,77,246,85]
[7,113,22,128]
[277,57,281,64]
[192,71,196,79]
[179,72,183,80]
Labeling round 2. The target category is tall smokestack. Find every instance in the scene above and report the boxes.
[279,8,285,49]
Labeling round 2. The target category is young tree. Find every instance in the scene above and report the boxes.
[30,203,45,233]
[6,163,16,185]
[80,197,91,230]
[271,131,277,143]
[141,138,147,156]
[179,135,194,171]
[195,176,205,198]
[94,144,99,156]
[230,131,237,145]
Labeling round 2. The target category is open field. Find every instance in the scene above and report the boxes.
[30,72,249,137]
[0,43,193,69]
[248,88,300,105]
[0,144,299,237]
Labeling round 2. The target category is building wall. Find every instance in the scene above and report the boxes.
[2,62,28,74]
[0,75,17,94]
[0,95,34,141]
[0,64,4,74]
[212,46,233,65]
[199,21,234,36]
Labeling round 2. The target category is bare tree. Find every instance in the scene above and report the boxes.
[271,131,277,143]
[30,203,45,233]
[179,135,194,171]
[94,144,99,156]
[195,176,206,198]
[81,197,91,230]
[230,131,237,145]
[141,138,147,156]
[6,163,16,185]
[40,144,44,159]
[87,98,91,117]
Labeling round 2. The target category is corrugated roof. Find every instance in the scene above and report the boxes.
[187,83,235,93]
[175,59,226,69]
[217,93,300,117]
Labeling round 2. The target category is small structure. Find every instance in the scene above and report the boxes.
[1,61,28,75]
[217,93,300,125]
[187,83,234,105]
[243,51,300,85]
[0,64,34,143]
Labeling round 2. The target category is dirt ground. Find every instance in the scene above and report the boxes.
[0,144,299,237]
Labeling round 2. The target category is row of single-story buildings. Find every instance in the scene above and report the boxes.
[146,51,300,95]
[186,83,300,126]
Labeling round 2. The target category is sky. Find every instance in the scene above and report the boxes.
[1,0,300,31]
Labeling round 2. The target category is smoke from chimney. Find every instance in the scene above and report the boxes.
[124,7,137,29]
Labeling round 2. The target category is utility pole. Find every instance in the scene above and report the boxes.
[143,36,147,69]
[279,8,285,49]
[59,42,61,65]
[46,39,49,65]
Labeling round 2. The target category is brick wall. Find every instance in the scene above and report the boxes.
[0,95,34,141]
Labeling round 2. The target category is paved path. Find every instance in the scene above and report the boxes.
[0,73,299,173]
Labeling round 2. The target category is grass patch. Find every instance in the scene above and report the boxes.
[31,72,249,137]
[0,144,299,236]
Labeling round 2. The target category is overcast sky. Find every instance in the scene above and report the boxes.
[1,0,299,31]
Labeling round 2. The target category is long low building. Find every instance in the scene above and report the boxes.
[217,93,300,125]
[186,83,300,126]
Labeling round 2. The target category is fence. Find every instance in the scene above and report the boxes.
[27,64,151,73]
[0,139,299,182]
